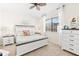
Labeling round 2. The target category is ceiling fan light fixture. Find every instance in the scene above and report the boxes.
[29,3,47,11]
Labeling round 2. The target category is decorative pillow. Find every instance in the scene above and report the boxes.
[35,32,41,35]
[23,30,30,36]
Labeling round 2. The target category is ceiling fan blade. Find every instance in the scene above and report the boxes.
[36,5,40,10]
[38,3,46,6]
[29,5,35,9]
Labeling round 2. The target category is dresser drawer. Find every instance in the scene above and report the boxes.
[72,31,79,35]
[3,38,10,43]
[62,30,72,34]
[2,36,14,46]
[62,34,79,40]
[9,37,14,44]
[62,41,74,48]
[3,38,10,41]
[62,42,79,55]
[62,30,79,55]
[3,40,10,46]
[62,30,79,34]
[62,41,79,49]
[63,38,79,45]
[64,46,79,55]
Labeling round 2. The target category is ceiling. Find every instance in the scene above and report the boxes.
[0,3,60,19]
[25,3,60,18]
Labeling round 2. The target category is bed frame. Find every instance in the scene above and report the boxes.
[15,25,48,56]
[16,37,48,56]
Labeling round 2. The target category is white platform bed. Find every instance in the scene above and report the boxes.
[16,35,48,56]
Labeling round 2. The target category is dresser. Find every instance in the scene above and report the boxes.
[61,30,79,55]
[2,35,14,46]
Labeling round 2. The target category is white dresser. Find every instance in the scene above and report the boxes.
[61,30,79,55]
[2,35,14,46]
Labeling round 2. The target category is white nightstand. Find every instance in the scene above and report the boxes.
[2,35,14,46]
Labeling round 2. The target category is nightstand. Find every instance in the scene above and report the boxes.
[2,35,14,46]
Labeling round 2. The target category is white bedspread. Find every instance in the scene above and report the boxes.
[16,34,47,45]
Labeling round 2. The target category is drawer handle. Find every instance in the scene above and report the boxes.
[69,44,74,46]
[69,39,74,41]
[69,48,74,50]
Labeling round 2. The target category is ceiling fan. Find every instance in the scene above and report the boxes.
[29,3,47,10]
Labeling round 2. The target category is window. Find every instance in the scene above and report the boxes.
[46,17,59,32]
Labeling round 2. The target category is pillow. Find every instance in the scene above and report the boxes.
[29,28,35,35]
[35,32,41,35]
[23,30,30,36]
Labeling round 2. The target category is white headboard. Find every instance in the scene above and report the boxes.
[15,25,35,36]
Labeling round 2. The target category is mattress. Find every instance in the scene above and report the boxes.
[16,34,48,45]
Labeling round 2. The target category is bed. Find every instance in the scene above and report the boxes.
[16,34,48,45]
[15,25,48,56]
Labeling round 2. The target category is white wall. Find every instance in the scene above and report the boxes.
[55,4,79,46]
[50,4,79,45]
[64,3,79,26]
[47,9,58,19]
[0,3,37,35]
